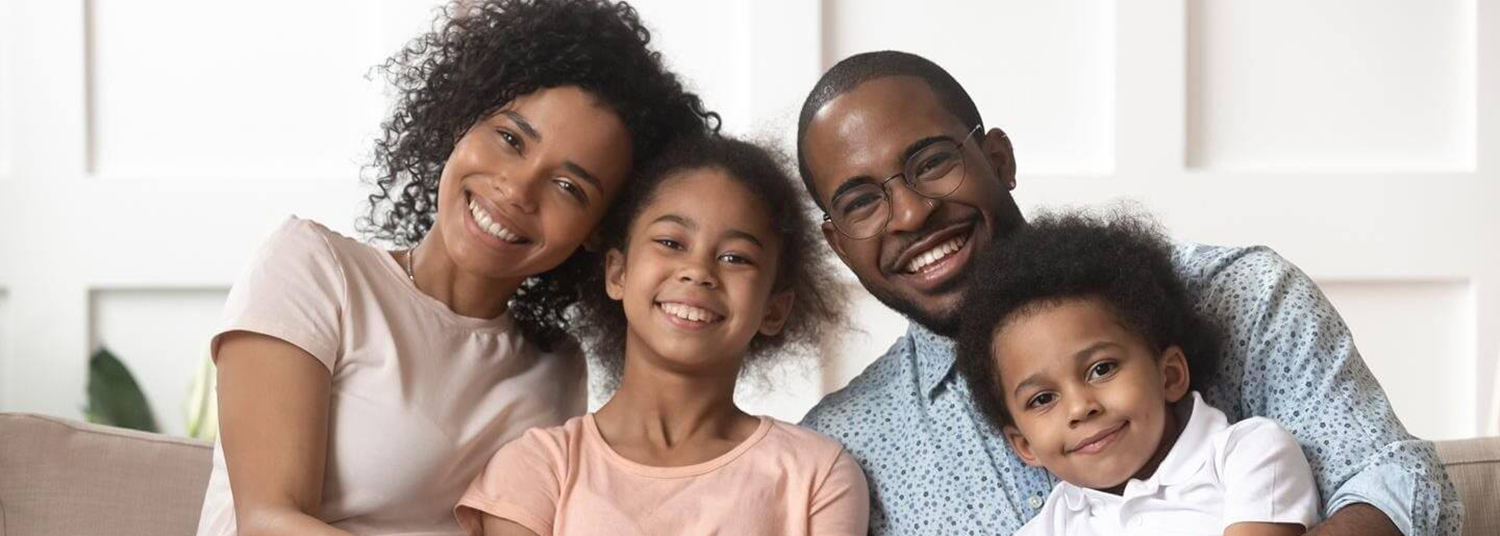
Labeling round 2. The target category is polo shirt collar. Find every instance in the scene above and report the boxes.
[907,322,958,399]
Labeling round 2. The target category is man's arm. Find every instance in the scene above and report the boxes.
[1185,245,1462,536]
[1306,504,1401,536]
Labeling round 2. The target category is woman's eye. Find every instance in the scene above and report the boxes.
[1027,392,1056,409]
[496,129,522,151]
[553,179,587,203]
[1088,361,1118,380]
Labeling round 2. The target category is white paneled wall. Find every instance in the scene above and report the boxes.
[1,1,1497,440]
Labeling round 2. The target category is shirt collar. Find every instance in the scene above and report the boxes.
[907,322,958,399]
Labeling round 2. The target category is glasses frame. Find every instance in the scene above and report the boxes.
[823,124,984,240]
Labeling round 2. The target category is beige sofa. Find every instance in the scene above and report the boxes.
[1,413,1497,536]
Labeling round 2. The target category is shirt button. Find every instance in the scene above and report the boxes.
[1028,495,1044,509]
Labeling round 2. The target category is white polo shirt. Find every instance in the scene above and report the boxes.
[1016,392,1321,535]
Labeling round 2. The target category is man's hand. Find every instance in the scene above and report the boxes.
[1306,503,1401,536]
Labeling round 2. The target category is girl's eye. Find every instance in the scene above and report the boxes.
[653,238,683,250]
[553,179,587,204]
[1026,392,1057,409]
[718,253,754,265]
[1087,361,1118,381]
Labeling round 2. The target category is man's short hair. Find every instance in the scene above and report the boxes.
[796,51,984,209]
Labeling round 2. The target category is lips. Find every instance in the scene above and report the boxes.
[464,191,533,245]
[1068,422,1127,455]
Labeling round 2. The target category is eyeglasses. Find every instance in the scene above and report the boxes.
[823,124,983,240]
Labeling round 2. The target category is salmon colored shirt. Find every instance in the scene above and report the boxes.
[455,414,869,536]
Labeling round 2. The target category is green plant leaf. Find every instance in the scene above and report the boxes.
[86,347,160,433]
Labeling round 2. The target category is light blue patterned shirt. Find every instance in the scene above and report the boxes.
[802,243,1463,535]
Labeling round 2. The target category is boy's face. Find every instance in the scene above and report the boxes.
[992,298,1190,490]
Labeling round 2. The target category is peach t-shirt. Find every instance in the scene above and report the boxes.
[196,217,587,536]
[455,414,869,536]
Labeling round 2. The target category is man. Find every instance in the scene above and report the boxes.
[797,51,1461,535]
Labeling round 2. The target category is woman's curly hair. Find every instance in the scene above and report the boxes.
[955,209,1222,433]
[575,135,848,384]
[360,0,719,351]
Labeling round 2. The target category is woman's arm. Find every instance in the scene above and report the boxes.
[480,514,542,536]
[216,331,353,536]
[1225,522,1306,536]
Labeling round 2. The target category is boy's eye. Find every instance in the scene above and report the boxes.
[1087,361,1118,380]
[1026,392,1056,409]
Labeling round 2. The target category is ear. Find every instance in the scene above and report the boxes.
[757,289,795,336]
[980,128,1017,191]
[603,248,627,301]
[820,220,853,266]
[1159,345,1192,403]
[1003,424,1043,467]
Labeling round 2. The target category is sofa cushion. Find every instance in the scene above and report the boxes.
[0,413,212,536]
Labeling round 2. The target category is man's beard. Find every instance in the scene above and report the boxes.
[857,267,967,338]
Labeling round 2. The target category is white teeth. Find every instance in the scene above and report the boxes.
[469,199,525,243]
[904,234,968,273]
[658,302,722,323]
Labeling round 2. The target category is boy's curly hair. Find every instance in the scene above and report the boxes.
[360,0,720,351]
[955,210,1222,432]
[575,135,847,384]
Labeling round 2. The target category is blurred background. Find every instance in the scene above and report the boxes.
[0,0,1495,441]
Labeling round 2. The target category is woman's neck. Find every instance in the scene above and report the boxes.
[404,233,524,319]
[592,344,759,466]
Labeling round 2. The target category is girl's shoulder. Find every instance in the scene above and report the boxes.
[759,417,858,467]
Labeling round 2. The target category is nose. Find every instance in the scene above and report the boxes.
[1066,392,1104,427]
[676,253,719,289]
[883,179,938,234]
[491,169,540,215]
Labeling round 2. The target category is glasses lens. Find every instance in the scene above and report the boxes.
[831,183,888,239]
[906,141,965,199]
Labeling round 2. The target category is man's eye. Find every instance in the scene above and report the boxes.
[1088,361,1118,380]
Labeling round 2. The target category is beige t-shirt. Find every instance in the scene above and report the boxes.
[196,217,587,536]
[455,414,870,536]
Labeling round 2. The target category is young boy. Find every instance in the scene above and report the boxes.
[955,211,1321,535]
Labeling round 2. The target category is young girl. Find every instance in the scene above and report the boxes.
[955,212,1321,535]
[198,1,716,535]
[455,135,869,536]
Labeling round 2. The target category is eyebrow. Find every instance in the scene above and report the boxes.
[828,134,956,203]
[502,111,541,142]
[1008,341,1119,399]
[649,214,765,248]
[563,161,603,191]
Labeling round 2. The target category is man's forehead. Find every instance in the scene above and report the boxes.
[805,76,960,174]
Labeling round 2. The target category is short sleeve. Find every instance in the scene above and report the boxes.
[213,217,346,372]
[1218,417,1321,528]
[455,429,567,536]
[808,449,871,536]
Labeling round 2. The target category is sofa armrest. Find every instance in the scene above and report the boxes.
[0,413,213,536]
[1435,436,1500,536]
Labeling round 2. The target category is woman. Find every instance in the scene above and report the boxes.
[196,2,717,535]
